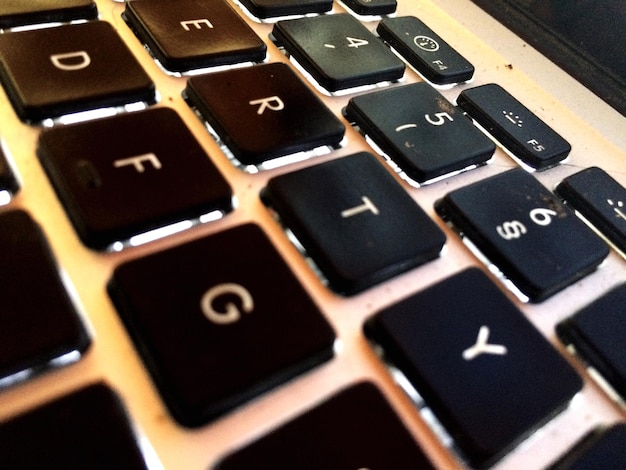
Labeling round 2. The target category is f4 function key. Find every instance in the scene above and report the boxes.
[378,16,475,86]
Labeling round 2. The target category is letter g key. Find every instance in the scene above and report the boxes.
[201,283,254,325]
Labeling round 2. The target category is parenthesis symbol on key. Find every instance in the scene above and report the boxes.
[200,283,254,325]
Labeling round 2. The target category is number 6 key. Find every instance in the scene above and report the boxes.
[435,168,609,302]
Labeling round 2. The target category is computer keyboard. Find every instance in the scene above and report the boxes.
[0,1,625,469]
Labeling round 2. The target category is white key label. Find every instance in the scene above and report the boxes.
[463,326,508,360]
[497,208,558,240]
[201,283,254,325]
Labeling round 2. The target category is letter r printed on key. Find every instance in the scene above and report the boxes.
[249,96,285,115]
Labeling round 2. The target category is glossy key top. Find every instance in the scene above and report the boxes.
[557,283,626,402]
[272,14,405,93]
[556,166,626,255]
[261,152,446,295]
[0,210,91,386]
[108,224,336,427]
[216,382,435,469]
[124,0,267,72]
[435,168,609,302]
[378,16,474,86]
[457,83,571,169]
[185,62,345,169]
[364,268,583,468]
[0,22,155,122]
[0,383,151,469]
[37,108,233,250]
[344,82,495,185]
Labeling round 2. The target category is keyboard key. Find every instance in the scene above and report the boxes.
[239,0,332,20]
[37,108,233,250]
[0,22,155,122]
[0,0,98,29]
[272,14,405,93]
[549,424,626,470]
[261,152,446,295]
[457,83,571,170]
[216,382,435,469]
[342,0,397,17]
[0,210,90,386]
[185,62,345,169]
[0,383,151,469]
[0,143,19,200]
[435,168,609,302]
[344,82,495,185]
[378,16,474,86]
[123,0,267,73]
[108,224,336,427]
[364,268,583,468]
[555,166,626,254]
[556,283,626,402]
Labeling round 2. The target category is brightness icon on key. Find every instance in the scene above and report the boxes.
[503,110,523,127]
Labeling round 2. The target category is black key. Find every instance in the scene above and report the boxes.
[37,108,233,251]
[342,0,397,16]
[364,268,583,469]
[0,210,90,386]
[457,83,571,170]
[0,383,150,469]
[185,62,345,169]
[556,283,626,401]
[272,14,405,92]
[0,22,155,122]
[555,166,626,254]
[377,16,474,86]
[124,0,267,73]
[435,168,609,302]
[238,0,332,20]
[344,82,495,184]
[107,224,336,427]
[261,152,446,295]
[0,0,97,29]
[549,424,626,470]
[216,382,435,470]
[0,143,19,200]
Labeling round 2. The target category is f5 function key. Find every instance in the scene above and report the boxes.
[378,16,474,86]
[458,84,571,170]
